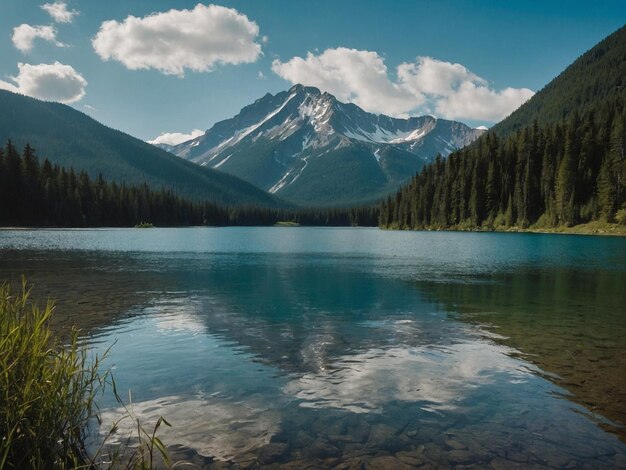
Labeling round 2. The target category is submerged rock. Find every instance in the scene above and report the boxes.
[258,443,289,464]
[306,440,341,459]
[422,443,446,463]
[365,456,414,470]
[489,457,546,470]
[445,438,467,450]
[395,450,428,466]
[293,430,315,448]
[365,424,400,450]
[447,449,475,464]
[332,456,370,470]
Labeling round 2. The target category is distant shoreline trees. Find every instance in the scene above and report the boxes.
[0,141,378,228]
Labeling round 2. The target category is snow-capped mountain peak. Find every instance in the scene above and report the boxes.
[171,85,485,206]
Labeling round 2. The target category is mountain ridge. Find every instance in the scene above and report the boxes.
[170,84,484,206]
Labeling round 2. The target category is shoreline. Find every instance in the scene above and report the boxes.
[497,225,626,237]
[382,221,626,237]
[1,222,625,236]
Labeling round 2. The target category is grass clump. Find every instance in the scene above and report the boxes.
[0,280,105,469]
[0,280,180,469]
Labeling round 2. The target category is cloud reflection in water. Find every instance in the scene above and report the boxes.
[285,328,532,413]
[100,394,280,461]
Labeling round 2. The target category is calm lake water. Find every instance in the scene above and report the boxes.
[1,227,626,468]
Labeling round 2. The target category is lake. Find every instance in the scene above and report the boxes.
[1,227,626,468]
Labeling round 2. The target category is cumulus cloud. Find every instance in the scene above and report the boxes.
[41,2,79,24]
[272,49,534,123]
[397,56,485,97]
[435,81,535,122]
[0,62,87,103]
[398,56,534,121]
[272,48,421,117]
[12,24,64,52]
[92,4,263,77]
[148,129,204,146]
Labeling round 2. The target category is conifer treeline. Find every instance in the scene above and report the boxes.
[380,101,626,229]
[0,141,378,227]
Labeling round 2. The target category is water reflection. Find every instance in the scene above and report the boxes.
[0,249,163,334]
[1,229,626,468]
[284,339,533,413]
[91,303,289,463]
[101,395,280,461]
[420,267,626,440]
[88,291,626,468]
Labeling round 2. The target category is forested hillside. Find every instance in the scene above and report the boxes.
[0,141,377,227]
[380,107,625,229]
[492,25,626,137]
[0,90,282,207]
[381,25,626,231]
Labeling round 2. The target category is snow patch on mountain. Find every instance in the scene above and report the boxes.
[170,84,485,204]
[214,154,232,168]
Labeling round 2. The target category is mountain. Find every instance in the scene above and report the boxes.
[151,142,177,153]
[0,90,282,207]
[381,24,626,230]
[492,24,626,137]
[171,85,484,206]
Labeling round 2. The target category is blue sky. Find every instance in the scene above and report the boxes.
[0,1,624,143]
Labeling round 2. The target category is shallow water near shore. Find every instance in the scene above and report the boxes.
[1,227,626,468]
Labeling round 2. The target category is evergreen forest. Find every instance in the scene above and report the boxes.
[0,141,378,228]
[379,104,626,230]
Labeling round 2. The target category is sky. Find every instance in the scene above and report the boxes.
[0,1,624,144]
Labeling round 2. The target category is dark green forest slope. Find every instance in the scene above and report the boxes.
[381,25,626,231]
[0,141,377,227]
[0,90,282,207]
[492,25,626,137]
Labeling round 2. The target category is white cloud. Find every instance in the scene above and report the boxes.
[397,56,534,121]
[435,82,534,121]
[272,48,421,117]
[41,2,79,24]
[0,62,87,103]
[272,49,534,123]
[92,4,262,77]
[12,24,64,52]
[148,129,204,146]
[397,56,485,97]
